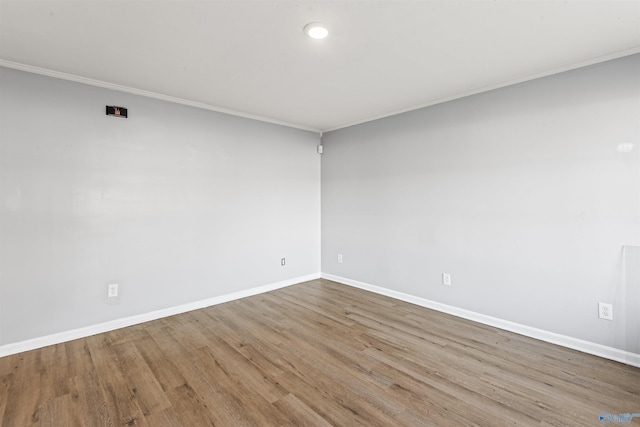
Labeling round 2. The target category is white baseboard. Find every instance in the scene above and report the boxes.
[5,271,637,368]
[321,273,640,368]
[0,273,321,358]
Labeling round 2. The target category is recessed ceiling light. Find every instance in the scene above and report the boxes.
[304,22,328,40]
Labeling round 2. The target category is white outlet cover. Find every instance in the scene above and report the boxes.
[442,273,451,286]
[107,283,118,298]
[598,302,613,320]
[337,254,343,263]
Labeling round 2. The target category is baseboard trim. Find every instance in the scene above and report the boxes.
[5,272,637,367]
[0,273,321,357]
[321,273,640,368]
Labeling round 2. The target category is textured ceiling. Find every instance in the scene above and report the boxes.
[1,1,639,132]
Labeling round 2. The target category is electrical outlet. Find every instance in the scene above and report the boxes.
[107,283,119,298]
[598,303,613,320]
[281,258,286,266]
[442,273,451,286]
[337,254,343,263]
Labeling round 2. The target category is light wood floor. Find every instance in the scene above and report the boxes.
[1,279,638,426]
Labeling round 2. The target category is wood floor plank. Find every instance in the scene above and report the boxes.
[165,383,220,426]
[142,406,184,427]
[69,372,116,427]
[37,344,71,403]
[110,340,173,416]
[193,345,292,426]
[204,334,289,404]
[35,393,78,427]
[85,334,149,426]
[2,350,42,426]
[134,333,187,392]
[272,371,386,426]
[158,320,261,426]
[197,315,288,381]
[63,339,93,379]
[0,359,11,423]
[272,393,334,427]
[365,345,544,426]
[1,279,638,426]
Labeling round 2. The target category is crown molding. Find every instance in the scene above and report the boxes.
[323,47,640,133]
[0,59,320,133]
[3,47,638,135]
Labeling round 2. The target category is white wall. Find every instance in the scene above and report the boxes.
[2,54,638,359]
[0,68,321,346]
[322,54,640,353]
